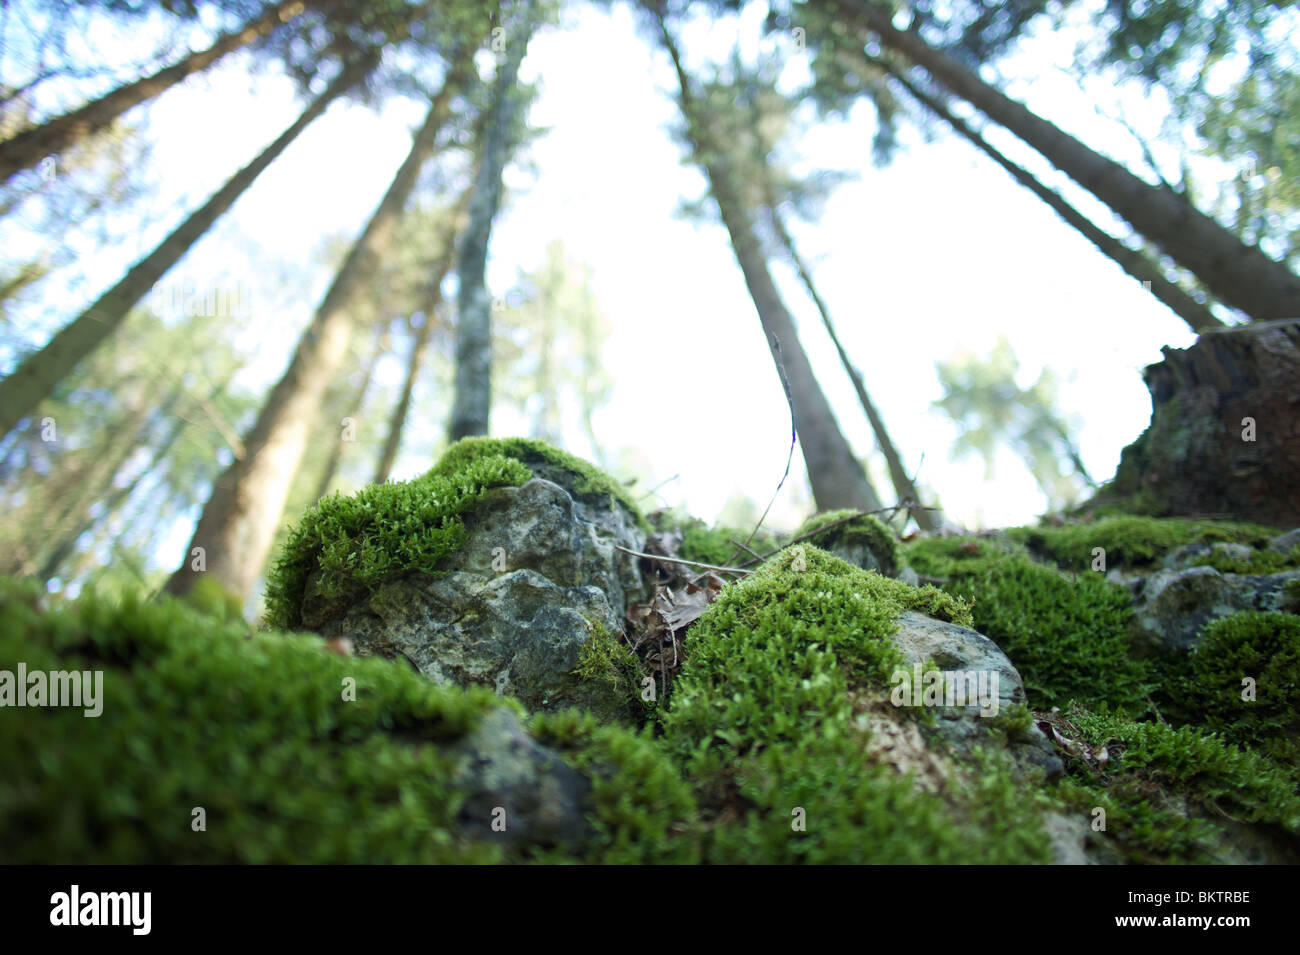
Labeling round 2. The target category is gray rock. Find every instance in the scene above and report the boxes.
[1105,567,1146,590]
[1129,565,1300,654]
[1210,542,1256,564]
[1270,528,1300,554]
[832,540,888,575]
[798,516,899,577]
[887,611,1063,782]
[310,477,646,721]
[448,707,593,852]
[1043,812,1094,866]
[1163,540,1257,571]
[1160,541,1211,571]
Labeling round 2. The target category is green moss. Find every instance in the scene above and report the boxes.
[1054,705,1300,863]
[528,709,699,863]
[263,451,530,630]
[986,702,1035,741]
[657,546,1047,863]
[264,438,648,632]
[428,437,648,531]
[792,509,900,577]
[0,579,520,863]
[1180,612,1300,767]
[1284,578,1300,614]
[180,575,246,624]
[678,524,767,567]
[1188,545,1300,576]
[903,536,1149,712]
[572,623,648,717]
[693,735,1052,864]
[661,547,909,755]
[1008,515,1278,574]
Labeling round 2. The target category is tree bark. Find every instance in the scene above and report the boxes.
[375,178,473,483]
[880,61,1224,335]
[37,382,202,582]
[312,322,385,501]
[449,7,535,441]
[839,0,1300,321]
[657,13,881,513]
[164,56,471,600]
[764,204,938,528]
[1089,319,1300,527]
[0,54,369,441]
[0,0,307,183]
[375,258,454,484]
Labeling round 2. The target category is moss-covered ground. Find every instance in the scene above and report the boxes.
[5,438,1297,864]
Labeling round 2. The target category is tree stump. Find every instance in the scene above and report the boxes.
[1090,319,1300,528]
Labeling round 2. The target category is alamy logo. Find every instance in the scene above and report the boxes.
[50,885,151,935]
[889,664,1000,717]
[0,664,103,717]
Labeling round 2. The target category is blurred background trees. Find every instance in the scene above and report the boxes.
[0,0,1294,612]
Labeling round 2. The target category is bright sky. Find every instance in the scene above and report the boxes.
[4,0,1228,569]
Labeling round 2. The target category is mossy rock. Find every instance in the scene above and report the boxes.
[1009,515,1279,575]
[529,709,699,863]
[1174,611,1300,767]
[791,509,900,577]
[658,546,1054,863]
[1051,704,1300,864]
[903,535,1149,712]
[264,450,530,630]
[428,437,648,532]
[265,438,645,632]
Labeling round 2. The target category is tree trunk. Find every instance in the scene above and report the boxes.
[532,248,562,442]
[765,204,938,528]
[0,257,51,309]
[1088,319,1300,527]
[0,0,307,182]
[657,13,881,513]
[375,258,454,484]
[313,322,385,501]
[37,381,202,582]
[1,395,154,578]
[881,61,1224,335]
[0,55,369,441]
[449,8,535,441]
[375,177,473,483]
[839,0,1300,321]
[164,57,470,600]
